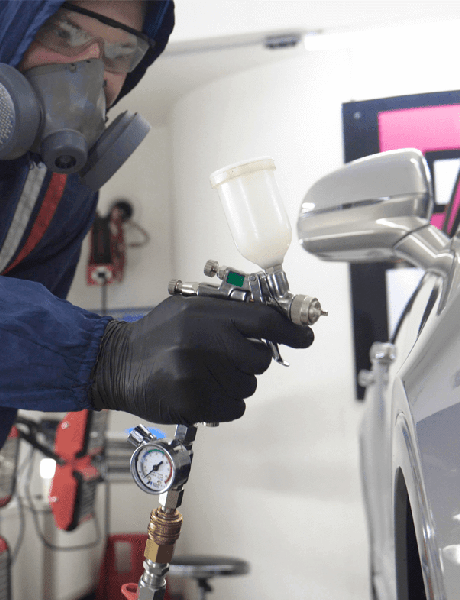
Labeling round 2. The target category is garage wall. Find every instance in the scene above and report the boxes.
[167,46,366,600]
[41,11,460,600]
[165,18,460,600]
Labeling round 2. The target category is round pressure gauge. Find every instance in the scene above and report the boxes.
[131,443,175,494]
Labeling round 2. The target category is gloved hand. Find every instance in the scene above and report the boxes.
[90,295,314,425]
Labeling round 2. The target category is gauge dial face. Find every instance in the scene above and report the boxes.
[135,445,174,493]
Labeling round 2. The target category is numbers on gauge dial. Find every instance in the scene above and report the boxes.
[137,446,173,492]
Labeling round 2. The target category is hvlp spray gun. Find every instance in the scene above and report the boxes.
[122,158,327,600]
[170,158,327,365]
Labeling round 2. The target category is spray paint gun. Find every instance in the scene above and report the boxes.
[169,157,327,366]
[121,158,327,600]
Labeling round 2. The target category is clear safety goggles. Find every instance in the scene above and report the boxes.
[35,2,155,74]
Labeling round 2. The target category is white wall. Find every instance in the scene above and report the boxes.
[346,20,460,101]
[168,48,365,600]
[169,0,460,43]
[165,17,460,600]
[55,13,460,600]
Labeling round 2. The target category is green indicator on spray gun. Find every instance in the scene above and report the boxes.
[226,271,245,287]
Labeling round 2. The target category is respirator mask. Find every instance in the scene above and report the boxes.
[0,58,150,191]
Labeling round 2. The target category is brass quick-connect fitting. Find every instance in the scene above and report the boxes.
[144,507,183,564]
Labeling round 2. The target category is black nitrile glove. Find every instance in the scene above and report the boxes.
[90,295,314,425]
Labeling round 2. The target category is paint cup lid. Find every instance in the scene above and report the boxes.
[210,157,275,188]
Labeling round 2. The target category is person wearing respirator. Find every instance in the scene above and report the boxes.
[0,0,314,449]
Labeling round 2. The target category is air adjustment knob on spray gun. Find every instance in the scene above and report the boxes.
[169,157,327,365]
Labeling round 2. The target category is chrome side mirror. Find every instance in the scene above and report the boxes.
[297,149,452,277]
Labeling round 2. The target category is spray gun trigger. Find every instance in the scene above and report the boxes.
[249,337,289,367]
[266,340,289,367]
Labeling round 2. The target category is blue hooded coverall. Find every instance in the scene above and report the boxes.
[0,0,175,448]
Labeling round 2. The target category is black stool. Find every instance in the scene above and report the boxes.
[168,556,250,599]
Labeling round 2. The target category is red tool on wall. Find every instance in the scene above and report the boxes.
[87,200,150,288]
[49,409,108,531]
[87,204,126,287]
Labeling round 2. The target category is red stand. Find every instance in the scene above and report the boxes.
[121,582,139,600]
[95,534,171,600]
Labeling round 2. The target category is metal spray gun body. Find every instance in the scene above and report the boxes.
[169,259,326,366]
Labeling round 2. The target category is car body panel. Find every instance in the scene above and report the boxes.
[362,262,460,599]
[297,151,460,599]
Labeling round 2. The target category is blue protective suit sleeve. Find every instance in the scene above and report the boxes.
[0,275,111,413]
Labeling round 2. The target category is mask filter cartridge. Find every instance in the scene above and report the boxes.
[0,60,150,191]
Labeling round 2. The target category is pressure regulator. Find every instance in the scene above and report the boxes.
[128,425,193,496]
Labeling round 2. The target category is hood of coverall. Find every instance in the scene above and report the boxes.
[0,0,175,107]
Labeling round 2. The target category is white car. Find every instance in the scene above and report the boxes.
[297,149,460,600]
